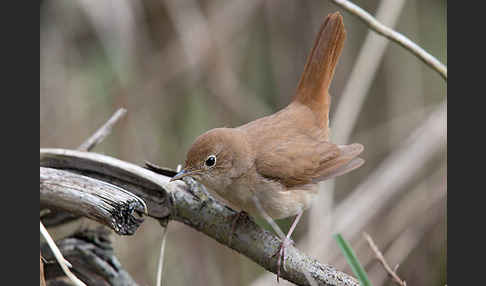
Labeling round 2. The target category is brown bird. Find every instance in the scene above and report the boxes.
[171,12,364,280]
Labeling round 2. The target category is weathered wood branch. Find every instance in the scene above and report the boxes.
[40,148,359,286]
[40,167,146,235]
[41,227,139,286]
[42,108,129,228]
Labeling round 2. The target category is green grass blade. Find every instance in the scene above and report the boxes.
[334,233,372,286]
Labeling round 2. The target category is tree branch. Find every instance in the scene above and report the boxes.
[40,148,359,286]
[329,0,447,80]
[40,167,146,235]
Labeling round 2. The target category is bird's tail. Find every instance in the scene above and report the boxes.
[294,12,346,130]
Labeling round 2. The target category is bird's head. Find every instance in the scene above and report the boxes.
[171,128,253,192]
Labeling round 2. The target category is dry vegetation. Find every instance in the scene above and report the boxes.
[40,0,446,285]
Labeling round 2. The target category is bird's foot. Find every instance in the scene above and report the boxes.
[272,237,294,282]
[228,211,248,247]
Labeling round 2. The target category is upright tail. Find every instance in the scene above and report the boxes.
[293,12,346,132]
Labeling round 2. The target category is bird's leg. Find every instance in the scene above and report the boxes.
[273,210,303,282]
[251,195,301,282]
[228,210,248,247]
[251,196,286,238]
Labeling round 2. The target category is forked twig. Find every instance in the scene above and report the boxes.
[364,232,407,286]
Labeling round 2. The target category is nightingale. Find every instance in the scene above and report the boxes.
[171,12,364,280]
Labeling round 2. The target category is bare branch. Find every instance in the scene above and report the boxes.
[40,167,146,235]
[364,233,407,286]
[40,148,360,286]
[78,108,127,152]
[329,0,446,80]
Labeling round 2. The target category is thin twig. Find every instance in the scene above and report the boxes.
[156,225,169,286]
[40,253,46,286]
[364,232,407,286]
[40,221,87,286]
[329,0,446,80]
[78,108,127,151]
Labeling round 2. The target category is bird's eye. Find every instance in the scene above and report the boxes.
[205,155,216,167]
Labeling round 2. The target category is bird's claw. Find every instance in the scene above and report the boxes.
[228,211,248,247]
[273,237,294,282]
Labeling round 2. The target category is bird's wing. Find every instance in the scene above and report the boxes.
[255,134,363,188]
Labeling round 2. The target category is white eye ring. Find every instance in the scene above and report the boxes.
[205,155,216,167]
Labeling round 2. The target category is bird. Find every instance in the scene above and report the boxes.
[170,12,364,281]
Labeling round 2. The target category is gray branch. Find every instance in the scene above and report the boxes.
[40,148,359,286]
[40,167,146,235]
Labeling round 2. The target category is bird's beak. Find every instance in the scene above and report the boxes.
[170,169,200,182]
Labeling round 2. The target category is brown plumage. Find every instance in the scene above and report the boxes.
[171,12,364,280]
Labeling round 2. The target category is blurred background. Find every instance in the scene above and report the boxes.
[40,0,446,285]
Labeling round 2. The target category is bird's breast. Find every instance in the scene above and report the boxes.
[213,174,318,220]
[253,179,318,219]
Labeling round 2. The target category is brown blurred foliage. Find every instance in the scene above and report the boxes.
[40,0,446,285]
